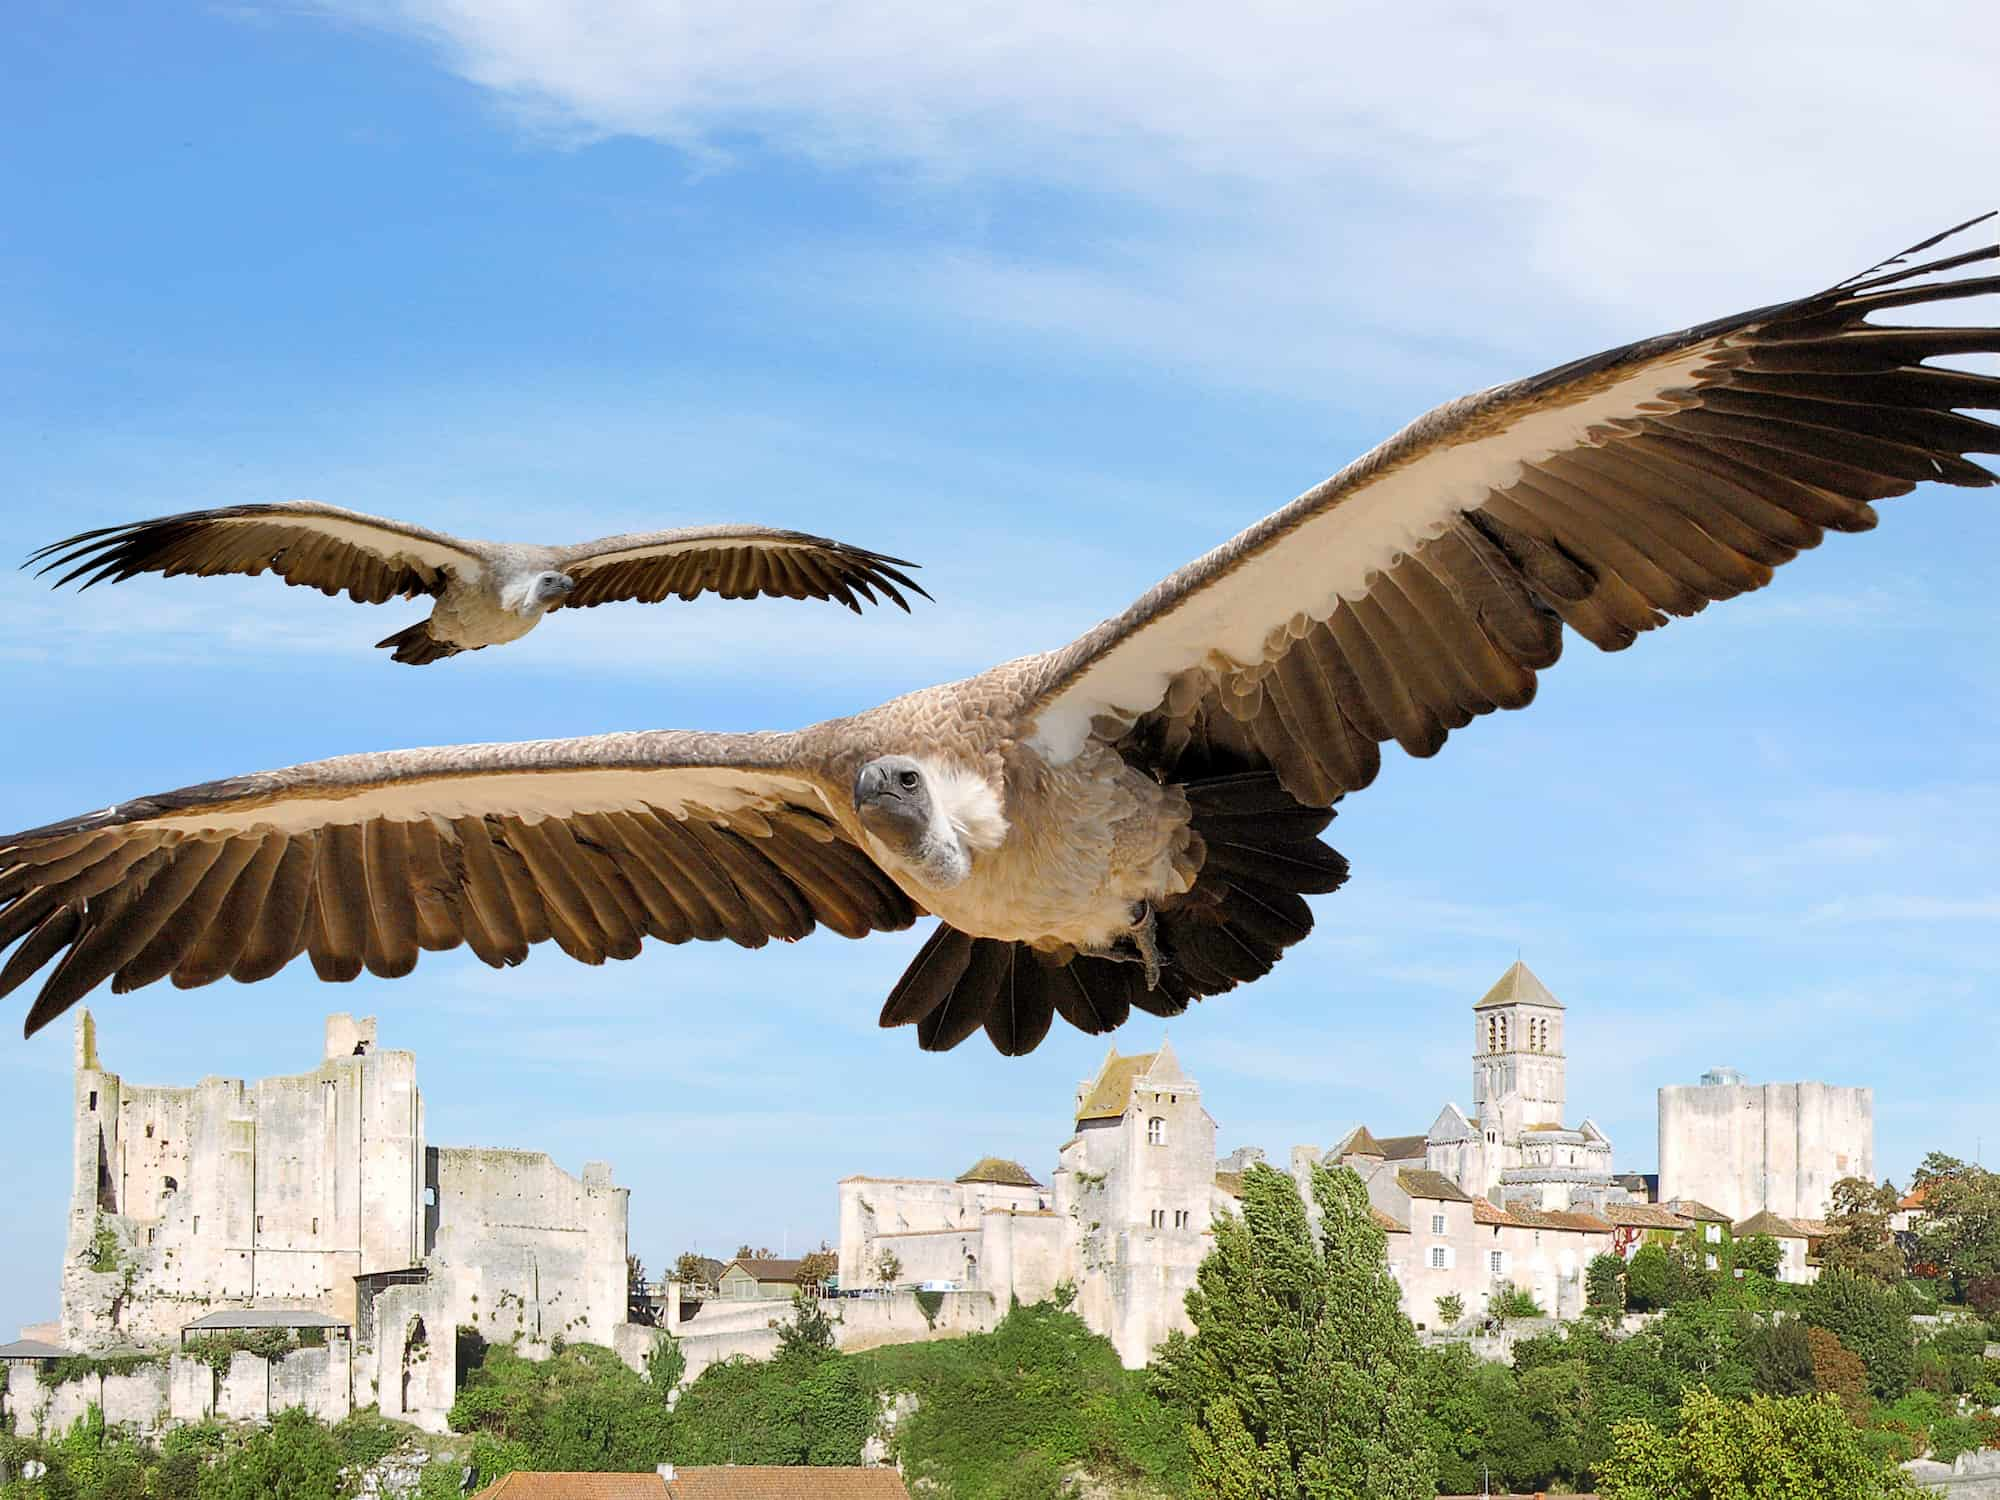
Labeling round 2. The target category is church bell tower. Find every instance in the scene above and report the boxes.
[1471,960,1566,1143]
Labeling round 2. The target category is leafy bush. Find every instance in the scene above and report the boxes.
[1585,1254,1626,1315]
[852,1300,1186,1499]
[1802,1271,1917,1399]
[1488,1285,1547,1322]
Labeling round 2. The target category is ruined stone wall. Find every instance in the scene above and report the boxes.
[0,1346,352,1437]
[429,1148,628,1350]
[61,1011,424,1348]
[836,1176,1043,1288]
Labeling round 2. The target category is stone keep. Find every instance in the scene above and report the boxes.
[61,1008,631,1361]
[1658,1068,1874,1222]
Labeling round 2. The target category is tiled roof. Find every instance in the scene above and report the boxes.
[721,1258,806,1284]
[1336,1125,1387,1157]
[1508,1208,1612,1233]
[956,1157,1041,1188]
[1371,1208,1409,1234]
[667,1468,912,1499]
[1472,1200,1517,1226]
[1898,1185,1930,1210]
[1376,1134,1429,1161]
[1791,1218,1832,1237]
[1733,1210,1807,1239]
[1663,1198,1731,1222]
[473,1476,668,1499]
[1076,1049,1157,1121]
[1214,1171,1245,1200]
[1473,959,1564,1011]
[1397,1168,1472,1204]
[1605,1204,1692,1230]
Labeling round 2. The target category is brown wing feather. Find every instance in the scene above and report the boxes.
[1018,217,1999,803]
[552,524,931,615]
[27,501,479,605]
[0,730,913,1037]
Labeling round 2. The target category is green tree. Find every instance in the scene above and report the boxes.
[673,1251,713,1287]
[1911,1154,2000,1297]
[1156,1161,1436,1499]
[645,1331,687,1398]
[1627,1241,1676,1312]
[1587,1253,1627,1315]
[873,1249,903,1286]
[1805,1326,1871,1422]
[1821,1178,1905,1284]
[776,1289,836,1358]
[205,1408,342,1500]
[1803,1271,1916,1399]
[1599,1386,1916,1499]
[1434,1293,1466,1328]
[795,1243,839,1285]
[1744,1317,1816,1397]
[1488,1284,1546,1322]
[1735,1234,1783,1280]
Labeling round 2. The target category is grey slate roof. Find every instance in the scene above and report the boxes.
[1473,960,1564,1011]
[0,1338,70,1360]
[182,1309,345,1332]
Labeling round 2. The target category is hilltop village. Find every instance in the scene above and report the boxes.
[4,962,1878,1436]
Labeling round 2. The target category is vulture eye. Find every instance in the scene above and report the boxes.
[897,770,920,790]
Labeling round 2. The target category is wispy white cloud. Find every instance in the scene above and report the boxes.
[1806,894,2000,926]
[321,0,2000,392]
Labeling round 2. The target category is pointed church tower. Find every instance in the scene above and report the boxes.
[1471,961,1566,1144]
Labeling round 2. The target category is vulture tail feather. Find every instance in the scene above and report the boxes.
[881,769,1347,1056]
[375,621,465,666]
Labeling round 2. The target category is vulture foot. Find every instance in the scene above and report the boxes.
[1085,903,1163,990]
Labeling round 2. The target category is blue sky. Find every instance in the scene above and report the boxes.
[2,3,1996,1335]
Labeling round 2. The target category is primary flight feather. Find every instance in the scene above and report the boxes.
[3,216,1995,1053]
[26,506,930,664]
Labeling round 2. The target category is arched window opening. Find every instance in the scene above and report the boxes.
[1147,1116,1167,1146]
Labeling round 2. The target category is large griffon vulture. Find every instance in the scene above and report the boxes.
[27,506,928,663]
[4,219,1996,1053]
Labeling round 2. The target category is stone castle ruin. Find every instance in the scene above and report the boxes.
[58,1009,632,1428]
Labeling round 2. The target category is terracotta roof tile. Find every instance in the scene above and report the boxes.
[1662,1198,1731,1222]
[1214,1171,1245,1200]
[1507,1208,1612,1233]
[1371,1208,1410,1234]
[1397,1168,1472,1204]
[1605,1204,1692,1230]
[667,1468,912,1499]
[1472,1200,1518,1226]
[473,1475,669,1499]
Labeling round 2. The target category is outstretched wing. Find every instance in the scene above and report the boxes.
[552,525,929,614]
[1020,216,2000,802]
[0,730,915,1038]
[26,501,481,605]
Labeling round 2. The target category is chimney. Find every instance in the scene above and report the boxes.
[656,1464,676,1481]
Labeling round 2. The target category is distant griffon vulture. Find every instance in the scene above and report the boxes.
[27,506,929,663]
[3,217,1996,1053]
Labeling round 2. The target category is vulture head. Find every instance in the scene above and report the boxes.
[854,755,971,889]
[528,570,576,609]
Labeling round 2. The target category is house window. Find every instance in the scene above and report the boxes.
[146,1228,157,1246]
[1489,1250,1504,1275]
[1174,1210,1190,1229]
[1150,1209,1165,1229]
[89,1091,98,1111]
[146,1123,155,1139]
[1429,1247,1447,1269]
[1147,1117,1166,1146]
[1430,1214,1446,1235]
[1706,1253,1718,1271]
[1705,1223,1721,1243]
